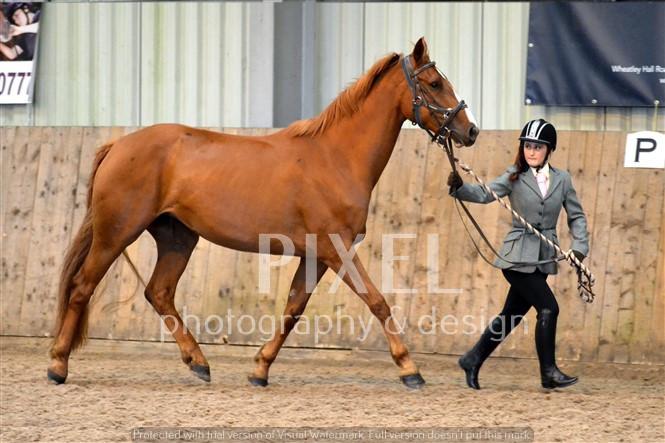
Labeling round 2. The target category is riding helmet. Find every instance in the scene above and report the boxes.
[4,3,33,24]
[519,118,557,151]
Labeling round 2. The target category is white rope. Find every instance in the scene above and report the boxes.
[455,158,596,303]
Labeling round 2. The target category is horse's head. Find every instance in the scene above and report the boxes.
[400,37,479,147]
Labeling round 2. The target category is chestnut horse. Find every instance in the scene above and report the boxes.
[48,37,478,388]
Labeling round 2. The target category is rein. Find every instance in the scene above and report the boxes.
[438,137,596,303]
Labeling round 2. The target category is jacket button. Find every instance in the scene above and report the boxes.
[540,201,544,205]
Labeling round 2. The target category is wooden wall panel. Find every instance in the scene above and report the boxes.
[2,128,41,336]
[1,127,663,363]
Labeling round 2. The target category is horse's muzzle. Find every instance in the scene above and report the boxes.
[452,124,479,147]
[467,124,480,144]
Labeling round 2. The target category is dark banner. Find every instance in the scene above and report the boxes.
[525,2,664,107]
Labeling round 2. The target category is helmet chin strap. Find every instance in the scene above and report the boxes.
[532,149,552,172]
[542,150,553,170]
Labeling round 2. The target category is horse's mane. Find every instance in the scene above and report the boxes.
[285,52,401,137]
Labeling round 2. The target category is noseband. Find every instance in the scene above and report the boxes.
[401,56,467,144]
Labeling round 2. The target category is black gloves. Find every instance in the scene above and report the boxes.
[572,250,585,262]
[447,171,463,190]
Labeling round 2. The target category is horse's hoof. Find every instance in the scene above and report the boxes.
[47,369,67,385]
[400,373,426,390]
[190,364,211,382]
[248,376,268,387]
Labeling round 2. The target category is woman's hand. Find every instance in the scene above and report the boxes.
[568,249,585,263]
[447,171,463,190]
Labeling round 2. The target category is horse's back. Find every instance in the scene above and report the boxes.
[98,123,285,175]
[90,124,319,249]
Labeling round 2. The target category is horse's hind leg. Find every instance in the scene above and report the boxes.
[144,215,210,381]
[249,259,327,386]
[48,221,147,384]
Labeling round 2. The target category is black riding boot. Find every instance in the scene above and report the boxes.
[459,316,513,389]
[536,308,578,389]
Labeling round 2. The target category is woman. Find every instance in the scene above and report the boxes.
[448,118,589,390]
[0,3,39,61]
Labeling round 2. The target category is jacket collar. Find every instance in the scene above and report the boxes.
[520,165,562,200]
[530,162,550,177]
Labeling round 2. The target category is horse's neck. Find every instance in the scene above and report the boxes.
[322,74,406,189]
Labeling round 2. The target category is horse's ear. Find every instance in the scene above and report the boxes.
[412,37,429,65]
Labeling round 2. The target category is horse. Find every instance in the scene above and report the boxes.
[47,37,479,389]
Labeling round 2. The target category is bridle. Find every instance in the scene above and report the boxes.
[401,55,467,177]
[401,57,595,303]
[401,55,467,145]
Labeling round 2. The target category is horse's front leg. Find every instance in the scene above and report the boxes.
[320,235,425,389]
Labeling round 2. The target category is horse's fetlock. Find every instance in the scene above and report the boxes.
[49,346,70,360]
[392,347,411,366]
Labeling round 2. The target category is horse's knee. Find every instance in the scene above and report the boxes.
[368,299,391,319]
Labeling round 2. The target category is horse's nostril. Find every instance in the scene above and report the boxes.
[469,125,480,139]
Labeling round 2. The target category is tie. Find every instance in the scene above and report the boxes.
[536,172,548,197]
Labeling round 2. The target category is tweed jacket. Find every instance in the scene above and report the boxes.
[450,164,590,274]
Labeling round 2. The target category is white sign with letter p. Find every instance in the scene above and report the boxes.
[624,131,665,169]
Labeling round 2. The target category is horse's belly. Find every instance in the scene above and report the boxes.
[168,188,307,256]
[162,148,366,256]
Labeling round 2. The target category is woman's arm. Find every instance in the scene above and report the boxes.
[449,167,515,204]
[562,173,590,257]
[9,23,39,37]
[0,41,20,60]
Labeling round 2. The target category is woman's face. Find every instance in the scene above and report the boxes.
[523,141,548,167]
[12,9,28,26]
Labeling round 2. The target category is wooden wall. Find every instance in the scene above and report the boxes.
[1,127,663,363]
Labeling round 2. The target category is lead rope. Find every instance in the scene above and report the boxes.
[439,137,596,303]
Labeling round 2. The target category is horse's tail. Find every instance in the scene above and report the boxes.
[52,142,114,353]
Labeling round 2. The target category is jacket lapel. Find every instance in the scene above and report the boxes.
[544,166,563,200]
[520,170,543,200]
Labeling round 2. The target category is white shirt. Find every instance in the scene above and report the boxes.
[531,162,550,195]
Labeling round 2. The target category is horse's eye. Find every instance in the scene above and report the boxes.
[430,81,440,89]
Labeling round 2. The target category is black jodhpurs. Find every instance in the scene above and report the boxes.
[487,269,559,339]
[462,268,574,388]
